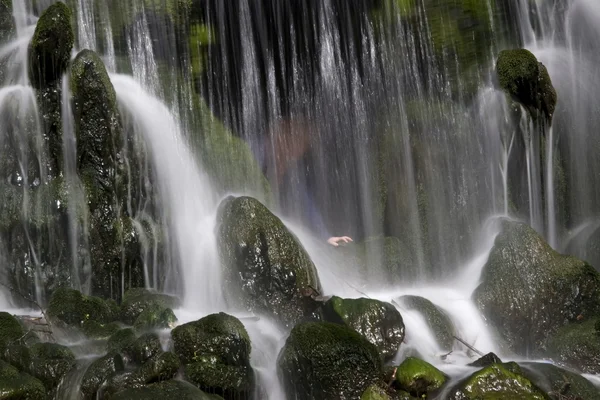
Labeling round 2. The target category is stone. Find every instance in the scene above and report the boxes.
[395,357,446,397]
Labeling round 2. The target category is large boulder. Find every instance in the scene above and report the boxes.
[46,287,116,328]
[395,357,446,398]
[0,313,25,351]
[28,343,75,388]
[545,318,600,375]
[81,353,125,399]
[520,362,600,400]
[120,288,180,325]
[396,295,455,351]
[472,220,600,355]
[278,321,382,400]
[316,296,404,362]
[496,49,557,123]
[172,313,254,399]
[28,2,74,88]
[110,379,224,400]
[133,303,177,332]
[217,196,322,327]
[0,360,45,400]
[447,363,548,399]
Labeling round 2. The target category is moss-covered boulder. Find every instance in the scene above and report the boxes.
[47,287,116,327]
[316,296,404,362]
[472,220,600,355]
[396,295,455,351]
[124,332,163,365]
[0,313,25,351]
[468,352,502,368]
[107,328,137,353]
[278,321,382,400]
[81,353,125,398]
[121,288,180,325]
[496,49,557,123]
[395,357,446,397]
[447,363,549,399]
[0,0,14,43]
[28,2,74,88]
[361,384,392,400]
[217,196,322,327]
[133,303,177,332]
[29,342,75,388]
[545,318,600,375]
[81,320,122,339]
[110,379,224,400]
[0,360,45,400]
[520,362,600,400]
[172,313,253,399]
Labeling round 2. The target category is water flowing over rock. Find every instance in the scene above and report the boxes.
[278,321,382,400]
[473,219,600,356]
[396,295,455,351]
[217,196,322,327]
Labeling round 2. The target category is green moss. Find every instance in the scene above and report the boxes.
[81,353,125,398]
[81,320,122,339]
[107,328,137,353]
[520,362,600,400]
[138,352,180,383]
[496,49,557,122]
[397,295,455,351]
[133,303,177,333]
[217,196,321,326]
[0,360,45,400]
[28,2,74,88]
[121,288,180,325]
[124,332,163,365]
[110,379,224,400]
[396,357,446,397]
[361,385,392,400]
[320,296,404,362]
[184,360,254,398]
[47,287,116,327]
[0,313,25,349]
[29,342,75,388]
[279,321,382,400]
[546,318,600,375]
[448,363,548,399]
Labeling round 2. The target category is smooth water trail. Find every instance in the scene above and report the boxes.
[546,126,556,247]
[111,74,222,310]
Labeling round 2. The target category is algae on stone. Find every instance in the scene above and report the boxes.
[395,357,446,397]
[545,318,600,375]
[110,379,224,400]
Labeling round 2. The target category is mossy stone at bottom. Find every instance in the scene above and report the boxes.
[545,318,600,375]
[395,357,446,397]
[110,379,224,399]
[520,362,600,400]
[361,385,392,400]
[184,360,254,399]
[81,353,125,398]
[0,360,45,400]
[123,333,163,365]
[0,313,25,350]
[447,363,548,399]
[29,342,76,388]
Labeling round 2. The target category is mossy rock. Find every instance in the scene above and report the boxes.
[0,0,14,43]
[472,220,600,355]
[110,379,224,400]
[27,342,75,389]
[468,352,502,368]
[184,360,254,400]
[107,328,137,353]
[133,303,177,333]
[121,288,180,325]
[361,384,392,400]
[520,361,600,400]
[395,357,446,397]
[496,49,557,123]
[0,360,45,400]
[447,363,549,399]
[545,318,600,375]
[28,1,74,88]
[217,196,321,327]
[81,320,122,339]
[81,352,125,399]
[47,287,116,327]
[317,296,405,362]
[124,332,163,365]
[0,313,25,350]
[397,295,455,351]
[278,321,382,400]
[2,343,31,373]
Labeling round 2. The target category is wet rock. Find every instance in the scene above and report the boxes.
[468,352,502,368]
[447,363,548,399]
[278,321,381,400]
[29,342,75,388]
[133,303,177,332]
[496,49,557,123]
[395,357,446,397]
[316,296,404,362]
[47,287,116,327]
[520,361,600,400]
[0,313,25,350]
[0,360,45,400]
[0,0,14,43]
[28,2,74,88]
[472,220,600,355]
[172,313,253,399]
[217,196,322,327]
[121,288,180,325]
[107,328,136,354]
[361,385,392,400]
[396,295,455,351]
[124,332,163,365]
[81,352,125,399]
[2,343,31,372]
[81,320,122,339]
[545,318,600,375]
[110,379,224,400]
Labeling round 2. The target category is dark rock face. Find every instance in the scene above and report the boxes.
[316,296,404,362]
[545,318,600,375]
[278,321,382,400]
[0,313,25,351]
[520,362,600,400]
[0,0,14,44]
[172,313,254,399]
[217,196,322,327]
[28,2,74,88]
[396,295,454,351]
[472,220,600,355]
[496,49,557,123]
[447,363,548,400]
[468,352,502,368]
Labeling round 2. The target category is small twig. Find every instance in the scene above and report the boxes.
[440,350,453,361]
[387,367,398,389]
[453,335,484,357]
